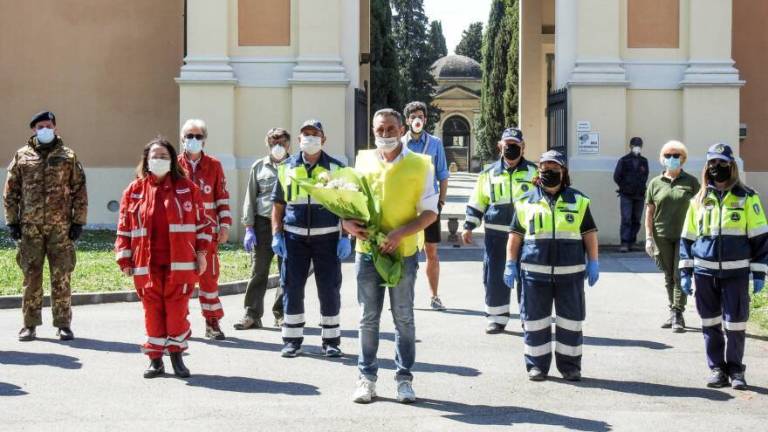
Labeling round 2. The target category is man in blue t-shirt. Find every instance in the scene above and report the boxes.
[402,101,450,310]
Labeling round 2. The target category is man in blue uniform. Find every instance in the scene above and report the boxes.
[271,120,352,358]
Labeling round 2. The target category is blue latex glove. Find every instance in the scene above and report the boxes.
[243,227,257,252]
[754,278,765,295]
[503,260,518,288]
[681,274,693,296]
[337,237,352,259]
[586,260,599,287]
[271,232,287,258]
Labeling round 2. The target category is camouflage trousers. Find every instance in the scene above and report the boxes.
[16,224,76,327]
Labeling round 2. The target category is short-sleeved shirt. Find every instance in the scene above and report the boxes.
[511,190,597,236]
[404,131,449,193]
[645,170,700,239]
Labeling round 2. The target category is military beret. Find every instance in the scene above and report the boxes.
[30,111,56,128]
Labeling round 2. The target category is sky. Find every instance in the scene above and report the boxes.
[423,0,493,55]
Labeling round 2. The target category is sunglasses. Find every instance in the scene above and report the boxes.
[663,154,681,159]
[185,134,204,140]
[707,160,730,168]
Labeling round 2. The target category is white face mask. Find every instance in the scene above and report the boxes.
[148,158,171,176]
[185,138,203,154]
[411,118,424,134]
[300,135,323,155]
[631,146,642,155]
[271,144,287,160]
[36,127,55,144]
[375,136,400,153]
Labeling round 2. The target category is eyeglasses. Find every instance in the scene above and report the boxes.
[663,154,681,159]
[185,134,204,140]
[707,160,730,168]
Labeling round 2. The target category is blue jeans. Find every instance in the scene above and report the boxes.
[619,195,644,245]
[356,252,418,382]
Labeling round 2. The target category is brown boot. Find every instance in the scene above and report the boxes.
[205,318,226,340]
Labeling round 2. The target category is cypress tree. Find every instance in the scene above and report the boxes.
[503,1,520,127]
[371,0,403,115]
[427,20,448,62]
[455,22,484,64]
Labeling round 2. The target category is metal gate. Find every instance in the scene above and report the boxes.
[354,88,369,153]
[546,88,568,161]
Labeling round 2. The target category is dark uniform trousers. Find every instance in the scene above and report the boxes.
[694,273,750,374]
[520,273,585,375]
[244,215,284,321]
[282,232,342,346]
[619,195,644,245]
[483,230,518,325]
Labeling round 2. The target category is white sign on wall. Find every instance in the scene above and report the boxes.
[576,121,591,132]
[578,132,600,154]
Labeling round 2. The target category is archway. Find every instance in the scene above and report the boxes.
[441,115,471,171]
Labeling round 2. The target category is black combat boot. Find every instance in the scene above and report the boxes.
[143,358,165,379]
[18,326,36,342]
[169,352,190,378]
[57,327,75,341]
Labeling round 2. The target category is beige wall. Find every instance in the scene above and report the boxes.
[733,0,768,175]
[627,0,679,48]
[0,0,184,168]
[238,0,291,46]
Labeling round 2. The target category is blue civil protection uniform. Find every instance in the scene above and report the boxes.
[272,151,346,347]
[511,185,597,375]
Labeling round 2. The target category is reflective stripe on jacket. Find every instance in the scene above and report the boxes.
[177,152,232,238]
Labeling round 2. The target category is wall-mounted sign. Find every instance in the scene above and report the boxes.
[578,132,600,154]
[576,121,591,132]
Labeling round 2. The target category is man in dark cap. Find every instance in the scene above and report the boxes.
[613,137,649,252]
[4,111,88,341]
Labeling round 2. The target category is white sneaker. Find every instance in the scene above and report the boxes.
[352,378,376,404]
[396,380,416,403]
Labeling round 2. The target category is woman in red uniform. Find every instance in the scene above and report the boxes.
[115,137,212,378]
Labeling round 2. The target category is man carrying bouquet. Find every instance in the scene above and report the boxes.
[271,119,352,358]
[343,109,438,404]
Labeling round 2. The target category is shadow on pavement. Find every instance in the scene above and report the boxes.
[190,336,282,352]
[583,336,672,350]
[37,337,139,353]
[420,249,484,262]
[0,382,27,397]
[304,327,398,342]
[403,397,611,430]
[0,351,82,369]
[331,356,481,377]
[558,377,733,401]
[183,374,320,395]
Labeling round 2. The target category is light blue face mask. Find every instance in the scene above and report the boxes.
[665,157,681,170]
[184,138,203,154]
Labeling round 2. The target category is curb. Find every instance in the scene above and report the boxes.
[0,274,280,310]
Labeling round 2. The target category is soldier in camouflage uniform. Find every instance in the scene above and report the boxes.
[3,111,88,341]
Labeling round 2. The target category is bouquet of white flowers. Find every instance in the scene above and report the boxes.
[294,168,403,287]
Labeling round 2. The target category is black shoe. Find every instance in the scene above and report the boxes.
[18,326,36,342]
[281,342,302,358]
[485,323,505,334]
[730,372,747,390]
[169,352,190,378]
[561,370,582,381]
[661,311,674,329]
[706,368,729,388]
[143,358,165,379]
[619,244,629,253]
[322,344,343,358]
[57,327,75,341]
[528,367,547,381]
[672,311,685,333]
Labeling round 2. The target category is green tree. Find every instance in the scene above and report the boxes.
[371,0,403,115]
[503,2,520,127]
[391,0,440,129]
[427,20,448,63]
[476,0,514,161]
[455,22,484,64]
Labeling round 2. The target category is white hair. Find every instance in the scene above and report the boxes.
[659,140,688,165]
[180,118,208,141]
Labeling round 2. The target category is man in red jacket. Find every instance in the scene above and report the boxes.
[177,119,232,340]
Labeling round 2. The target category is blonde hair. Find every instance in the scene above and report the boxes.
[658,140,688,166]
[180,118,208,141]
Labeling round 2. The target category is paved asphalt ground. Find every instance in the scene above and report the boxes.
[1,248,767,431]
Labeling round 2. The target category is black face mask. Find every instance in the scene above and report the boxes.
[503,144,521,161]
[708,164,731,183]
[539,170,562,188]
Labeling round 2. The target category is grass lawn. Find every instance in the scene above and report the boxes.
[750,284,768,335]
[0,230,273,296]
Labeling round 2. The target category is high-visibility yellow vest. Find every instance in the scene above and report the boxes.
[355,149,431,257]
